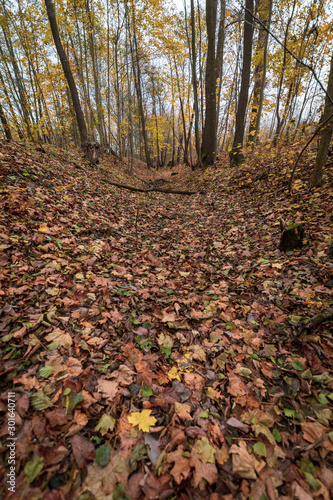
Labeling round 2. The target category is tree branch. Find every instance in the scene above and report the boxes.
[244,6,333,105]
[288,110,333,193]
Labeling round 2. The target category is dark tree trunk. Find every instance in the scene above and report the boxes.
[189,0,201,165]
[247,0,271,146]
[310,52,333,188]
[44,0,88,148]
[201,0,218,166]
[0,101,12,140]
[230,0,254,166]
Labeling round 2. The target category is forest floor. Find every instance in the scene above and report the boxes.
[0,139,333,500]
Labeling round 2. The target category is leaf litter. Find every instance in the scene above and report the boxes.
[0,140,332,499]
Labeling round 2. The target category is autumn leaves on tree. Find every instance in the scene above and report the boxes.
[0,0,333,181]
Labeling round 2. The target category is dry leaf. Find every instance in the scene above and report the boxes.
[45,328,72,348]
[97,379,119,401]
[174,402,192,421]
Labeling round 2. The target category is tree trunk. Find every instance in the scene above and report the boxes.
[247,0,271,147]
[201,0,225,166]
[128,0,151,169]
[190,0,201,166]
[310,52,333,188]
[0,101,12,140]
[230,0,254,166]
[44,0,88,149]
[273,0,296,146]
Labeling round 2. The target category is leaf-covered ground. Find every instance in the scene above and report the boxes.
[0,140,333,500]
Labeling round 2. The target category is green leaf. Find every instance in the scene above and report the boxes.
[142,386,153,397]
[69,392,84,411]
[199,409,210,418]
[289,315,302,325]
[292,360,304,371]
[301,369,313,380]
[317,393,329,405]
[272,428,282,443]
[161,346,171,358]
[304,472,320,491]
[48,340,59,351]
[329,431,333,443]
[300,458,316,474]
[253,442,267,457]
[197,437,216,464]
[39,366,54,379]
[95,414,116,433]
[30,392,53,411]
[95,444,111,467]
[130,443,148,473]
[113,456,126,473]
[283,408,296,418]
[63,388,71,396]
[24,454,44,483]
[251,353,260,360]
[113,482,130,500]
[2,333,13,343]
[225,322,235,330]
[313,373,331,384]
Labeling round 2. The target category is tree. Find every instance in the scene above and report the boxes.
[230,0,254,166]
[310,52,333,188]
[247,0,271,147]
[44,0,96,161]
[201,0,225,166]
[189,0,201,166]
[0,100,11,140]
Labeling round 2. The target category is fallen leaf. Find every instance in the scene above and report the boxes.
[45,328,72,348]
[127,409,157,432]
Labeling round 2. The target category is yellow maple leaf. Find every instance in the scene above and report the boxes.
[127,409,157,432]
[168,366,181,381]
[38,224,49,233]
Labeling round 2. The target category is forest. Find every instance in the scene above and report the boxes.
[0,0,333,498]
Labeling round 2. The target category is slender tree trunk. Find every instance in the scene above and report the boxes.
[310,52,333,188]
[247,0,271,146]
[86,0,105,146]
[174,58,189,165]
[44,0,88,149]
[215,0,225,136]
[201,0,225,166]
[0,101,12,140]
[230,0,254,165]
[125,4,134,173]
[73,0,90,133]
[128,0,151,168]
[273,0,296,146]
[1,14,34,140]
[190,0,201,165]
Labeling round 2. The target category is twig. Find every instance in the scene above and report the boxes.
[294,432,332,458]
[244,6,333,105]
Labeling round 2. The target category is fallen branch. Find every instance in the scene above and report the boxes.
[104,178,200,195]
